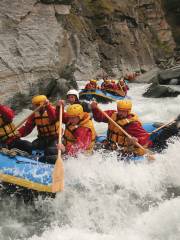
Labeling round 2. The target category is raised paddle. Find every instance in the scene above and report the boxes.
[3,104,46,140]
[150,119,176,135]
[52,104,64,193]
[14,104,45,131]
[96,105,155,160]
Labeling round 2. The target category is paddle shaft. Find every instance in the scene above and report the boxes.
[51,104,64,193]
[57,104,63,158]
[96,106,147,152]
[14,104,44,131]
[150,120,175,135]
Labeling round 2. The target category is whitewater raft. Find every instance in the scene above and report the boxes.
[0,150,54,193]
[0,145,146,194]
[0,122,160,193]
[79,89,127,102]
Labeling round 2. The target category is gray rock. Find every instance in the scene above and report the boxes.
[53,78,69,98]
[159,65,180,81]
[143,83,180,98]
[135,67,160,83]
[169,78,180,85]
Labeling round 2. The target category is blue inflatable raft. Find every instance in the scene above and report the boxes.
[79,89,127,102]
[0,122,161,193]
[0,150,54,193]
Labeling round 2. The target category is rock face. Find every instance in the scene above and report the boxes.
[162,0,180,50]
[0,0,176,108]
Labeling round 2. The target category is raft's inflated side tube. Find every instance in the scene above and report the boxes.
[0,151,54,193]
[142,122,162,141]
[79,89,128,102]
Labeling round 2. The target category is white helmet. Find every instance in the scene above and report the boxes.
[66,89,79,99]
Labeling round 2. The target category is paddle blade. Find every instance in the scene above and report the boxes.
[52,157,64,193]
[146,154,156,161]
[145,149,156,161]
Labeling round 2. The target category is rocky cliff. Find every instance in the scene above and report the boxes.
[162,0,180,50]
[0,0,176,109]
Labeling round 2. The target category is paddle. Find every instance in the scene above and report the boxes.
[150,119,176,135]
[52,104,64,193]
[14,104,44,131]
[2,104,46,140]
[96,105,155,160]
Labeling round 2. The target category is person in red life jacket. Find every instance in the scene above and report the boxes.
[0,104,32,154]
[91,99,152,156]
[101,79,112,91]
[56,104,96,157]
[111,79,116,85]
[85,79,98,90]
[109,79,117,91]
[113,78,129,96]
[124,72,137,81]
[18,95,58,164]
[66,89,91,113]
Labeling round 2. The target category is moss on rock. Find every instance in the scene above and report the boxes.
[82,0,117,16]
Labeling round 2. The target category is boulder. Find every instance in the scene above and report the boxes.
[135,67,160,83]
[143,83,180,98]
[7,76,75,112]
[143,65,180,98]
[158,65,180,84]
[49,78,70,100]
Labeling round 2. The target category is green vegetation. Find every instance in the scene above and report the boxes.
[155,40,173,56]
[67,14,86,33]
[83,0,116,15]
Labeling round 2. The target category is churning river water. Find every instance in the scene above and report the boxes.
[0,83,180,240]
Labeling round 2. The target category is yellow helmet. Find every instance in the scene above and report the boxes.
[66,104,84,118]
[117,99,132,111]
[104,79,111,83]
[32,95,47,105]
[90,79,97,83]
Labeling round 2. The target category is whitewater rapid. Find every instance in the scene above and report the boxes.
[0,83,180,240]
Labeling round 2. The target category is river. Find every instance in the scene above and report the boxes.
[0,83,180,240]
